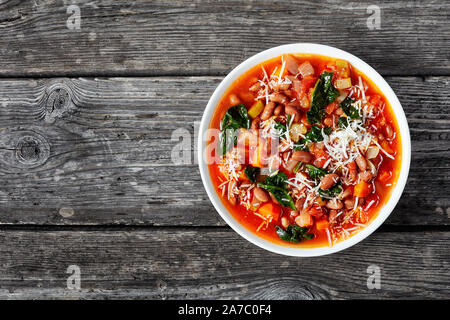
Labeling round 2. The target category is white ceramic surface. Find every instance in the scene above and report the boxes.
[198,43,411,257]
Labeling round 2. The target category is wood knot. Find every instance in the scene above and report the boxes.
[41,81,76,123]
[0,128,50,170]
[46,87,70,113]
[15,135,49,166]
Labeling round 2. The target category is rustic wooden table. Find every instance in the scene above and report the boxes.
[0,0,448,299]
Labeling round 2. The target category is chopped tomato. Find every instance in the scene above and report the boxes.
[259,202,281,221]
[325,101,338,115]
[295,76,317,100]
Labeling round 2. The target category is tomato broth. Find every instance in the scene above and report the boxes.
[207,54,401,247]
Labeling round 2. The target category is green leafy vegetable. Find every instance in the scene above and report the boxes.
[293,125,331,151]
[293,140,309,151]
[244,166,259,183]
[219,104,251,155]
[307,71,339,124]
[293,161,303,173]
[275,224,314,243]
[305,164,328,180]
[304,125,332,142]
[258,172,296,210]
[319,184,343,199]
[273,115,291,137]
[340,96,360,119]
[337,116,349,128]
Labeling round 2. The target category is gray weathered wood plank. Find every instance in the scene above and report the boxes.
[0,229,448,299]
[0,76,448,225]
[0,0,449,77]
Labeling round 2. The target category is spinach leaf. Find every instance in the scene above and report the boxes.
[304,125,332,143]
[307,72,339,125]
[337,116,349,128]
[265,172,288,188]
[276,224,314,243]
[319,184,343,199]
[340,96,360,119]
[274,121,287,136]
[273,115,291,137]
[293,161,303,173]
[305,164,328,180]
[219,104,251,155]
[293,126,331,151]
[244,166,259,183]
[258,172,296,210]
[293,140,309,151]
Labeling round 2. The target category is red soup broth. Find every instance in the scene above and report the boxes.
[207,54,402,248]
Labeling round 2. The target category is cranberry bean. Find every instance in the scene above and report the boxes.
[358,170,374,182]
[253,187,269,202]
[319,173,340,190]
[281,217,290,229]
[326,199,343,210]
[285,158,299,172]
[251,117,261,130]
[344,198,355,210]
[274,105,283,116]
[295,197,305,210]
[270,93,288,104]
[355,155,367,171]
[261,101,276,120]
[292,150,312,163]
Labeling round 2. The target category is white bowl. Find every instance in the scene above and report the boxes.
[198,43,411,257]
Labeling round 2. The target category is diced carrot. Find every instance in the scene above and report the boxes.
[378,170,392,183]
[354,180,370,198]
[250,142,265,168]
[316,219,329,230]
[259,202,281,221]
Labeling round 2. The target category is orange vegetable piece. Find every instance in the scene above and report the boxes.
[354,180,370,198]
[250,142,265,168]
[258,202,281,221]
[316,219,330,230]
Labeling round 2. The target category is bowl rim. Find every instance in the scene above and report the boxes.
[198,43,411,257]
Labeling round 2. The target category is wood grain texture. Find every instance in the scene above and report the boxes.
[0,0,449,77]
[0,76,448,226]
[0,229,448,299]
